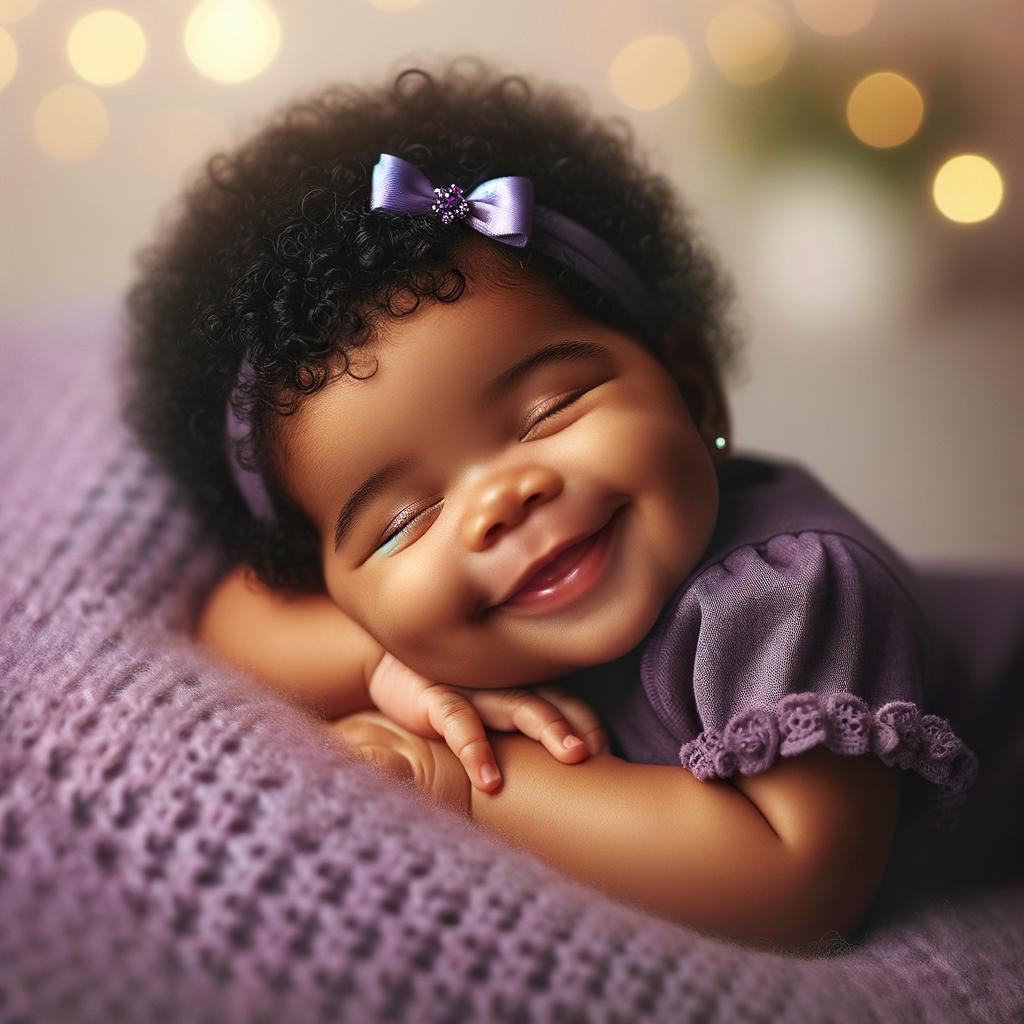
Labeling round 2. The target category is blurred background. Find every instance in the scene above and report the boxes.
[1,0,1021,566]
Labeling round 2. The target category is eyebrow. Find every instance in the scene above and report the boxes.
[334,457,411,551]
[481,341,611,407]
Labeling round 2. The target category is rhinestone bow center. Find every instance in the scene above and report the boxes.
[431,184,470,225]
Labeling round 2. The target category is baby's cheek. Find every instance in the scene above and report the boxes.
[604,415,717,582]
[358,555,469,666]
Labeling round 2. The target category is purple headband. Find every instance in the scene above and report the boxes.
[370,154,662,341]
[227,153,663,520]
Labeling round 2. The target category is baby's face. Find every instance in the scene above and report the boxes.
[281,271,718,687]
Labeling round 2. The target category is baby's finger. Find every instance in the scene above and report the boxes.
[462,688,591,765]
[424,689,502,793]
[532,684,610,756]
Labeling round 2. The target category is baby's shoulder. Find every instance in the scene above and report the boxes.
[697,457,917,594]
[673,457,923,622]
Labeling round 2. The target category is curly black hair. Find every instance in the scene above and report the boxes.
[125,64,736,593]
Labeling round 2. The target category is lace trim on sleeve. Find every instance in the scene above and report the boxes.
[679,693,978,829]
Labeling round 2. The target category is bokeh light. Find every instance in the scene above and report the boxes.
[34,84,109,160]
[369,0,425,9]
[185,0,280,83]
[610,35,691,111]
[846,72,923,149]
[67,10,146,86]
[706,1,790,87]
[0,0,40,24]
[0,26,16,91]
[792,0,874,36]
[933,155,1003,224]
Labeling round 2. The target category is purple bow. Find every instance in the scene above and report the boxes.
[372,153,534,247]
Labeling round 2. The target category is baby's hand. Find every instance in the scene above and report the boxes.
[367,652,608,793]
[328,711,471,815]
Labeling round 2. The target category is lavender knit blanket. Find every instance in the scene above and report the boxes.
[1,304,1022,1024]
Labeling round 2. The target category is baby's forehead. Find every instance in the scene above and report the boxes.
[341,273,601,387]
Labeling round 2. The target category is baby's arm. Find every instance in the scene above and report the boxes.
[198,565,381,718]
[357,719,902,947]
[472,736,901,947]
[198,567,606,790]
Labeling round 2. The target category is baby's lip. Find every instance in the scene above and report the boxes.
[494,512,619,611]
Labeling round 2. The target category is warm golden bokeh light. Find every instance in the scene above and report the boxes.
[706,1,790,86]
[0,0,40,24]
[67,10,146,85]
[792,0,874,36]
[185,0,281,83]
[35,84,110,160]
[369,0,425,9]
[609,35,691,110]
[0,25,16,91]
[933,155,1003,224]
[846,72,923,148]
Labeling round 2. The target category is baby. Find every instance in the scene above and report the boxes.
[127,68,976,948]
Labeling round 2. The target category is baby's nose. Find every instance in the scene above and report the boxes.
[462,465,563,552]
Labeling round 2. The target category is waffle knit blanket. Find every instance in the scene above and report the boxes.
[1,302,1023,1023]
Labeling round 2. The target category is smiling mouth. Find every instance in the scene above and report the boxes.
[502,514,619,613]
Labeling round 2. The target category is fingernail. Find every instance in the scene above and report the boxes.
[563,735,584,750]
[480,764,500,786]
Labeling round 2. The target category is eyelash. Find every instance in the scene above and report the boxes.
[520,388,588,441]
[376,499,443,557]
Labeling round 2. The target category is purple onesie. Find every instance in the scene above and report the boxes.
[563,458,978,824]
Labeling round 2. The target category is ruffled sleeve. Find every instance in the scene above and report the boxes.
[641,532,978,821]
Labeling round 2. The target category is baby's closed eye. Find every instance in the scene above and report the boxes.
[519,387,590,441]
[376,498,444,557]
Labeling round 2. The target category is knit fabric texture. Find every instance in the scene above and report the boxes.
[2,302,1023,1023]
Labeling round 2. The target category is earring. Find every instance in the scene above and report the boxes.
[714,436,728,451]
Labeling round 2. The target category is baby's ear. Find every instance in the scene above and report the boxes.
[660,327,731,464]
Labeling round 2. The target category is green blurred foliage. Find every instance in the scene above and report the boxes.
[707,40,978,197]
